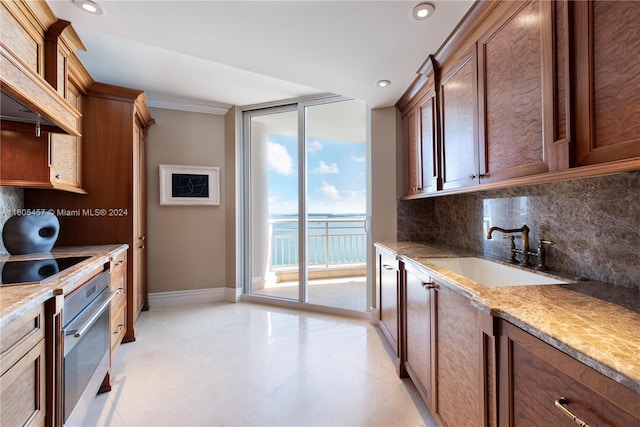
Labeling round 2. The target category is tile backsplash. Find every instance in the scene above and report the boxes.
[398,171,640,290]
[0,187,24,255]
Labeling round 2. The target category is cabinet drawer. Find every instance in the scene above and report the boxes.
[0,305,44,376]
[110,299,126,355]
[499,320,640,426]
[110,269,126,296]
[110,251,127,283]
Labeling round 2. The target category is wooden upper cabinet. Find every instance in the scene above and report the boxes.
[574,1,640,166]
[477,0,568,183]
[397,0,640,198]
[403,106,422,196]
[49,82,83,191]
[1,1,47,75]
[419,87,439,194]
[1,3,82,136]
[402,66,439,197]
[440,50,478,190]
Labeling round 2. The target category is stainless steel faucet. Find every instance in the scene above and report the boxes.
[487,225,531,266]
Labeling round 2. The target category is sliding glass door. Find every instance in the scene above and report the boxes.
[243,97,368,313]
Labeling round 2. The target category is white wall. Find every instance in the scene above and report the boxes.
[146,108,227,293]
[368,106,402,310]
[370,106,402,243]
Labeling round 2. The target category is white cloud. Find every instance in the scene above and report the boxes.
[267,141,293,175]
[352,155,366,162]
[321,181,341,201]
[308,140,323,153]
[315,161,339,174]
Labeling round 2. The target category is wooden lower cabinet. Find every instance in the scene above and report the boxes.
[0,305,46,427]
[376,246,403,374]
[402,261,435,408]
[109,251,127,358]
[498,320,640,426]
[100,251,128,392]
[377,249,638,427]
[434,283,495,427]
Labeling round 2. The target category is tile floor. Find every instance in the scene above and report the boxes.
[82,302,437,427]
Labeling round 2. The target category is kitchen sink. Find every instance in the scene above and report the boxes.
[423,257,570,287]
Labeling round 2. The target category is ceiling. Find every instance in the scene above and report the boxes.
[46,1,475,114]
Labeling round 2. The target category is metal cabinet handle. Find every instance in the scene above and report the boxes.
[554,397,591,427]
[469,173,489,179]
[382,264,394,271]
[421,281,435,290]
[113,324,125,334]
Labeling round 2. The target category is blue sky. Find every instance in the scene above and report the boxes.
[266,134,366,215]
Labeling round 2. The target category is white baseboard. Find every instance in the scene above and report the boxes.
[149,287,241,308]
[225,286,242,302]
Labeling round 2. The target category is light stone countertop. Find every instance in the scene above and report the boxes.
[0,244,128,328]
[375,241,640,394]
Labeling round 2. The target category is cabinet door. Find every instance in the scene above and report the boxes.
[435,283,485,427]
[403,107,422,196]
[133,119,147,318]
[49,134,80,188]
[477,1,559,182]
[419,90,439,194]
[0,341,46,427]
[440,50,478,190]
[403,88,439,197]
[377,248,400,360]
[0,305,46,427]
[574,1,640,166]
[403,264,434,409]
[49,84,83,190]
[498,320,640,426]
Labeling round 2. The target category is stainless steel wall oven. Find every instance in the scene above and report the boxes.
[62,268,115,426]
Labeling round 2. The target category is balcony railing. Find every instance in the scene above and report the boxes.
[270,218,366,269]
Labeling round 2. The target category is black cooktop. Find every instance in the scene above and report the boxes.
[0,256,90,285]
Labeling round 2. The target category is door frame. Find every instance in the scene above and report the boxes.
[238,95,372,317]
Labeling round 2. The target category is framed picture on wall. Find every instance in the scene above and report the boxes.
[159,164,220,205]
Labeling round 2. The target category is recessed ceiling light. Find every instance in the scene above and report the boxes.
[73,0,104,15]
[412,2,435,20]
[376,80,391,88]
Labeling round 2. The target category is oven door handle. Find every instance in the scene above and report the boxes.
[65,289,121,338]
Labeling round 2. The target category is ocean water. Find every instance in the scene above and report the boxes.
[270,214,366,267]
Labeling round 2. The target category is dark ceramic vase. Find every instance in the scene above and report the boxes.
[2,212,60,255]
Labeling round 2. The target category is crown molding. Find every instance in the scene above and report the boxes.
[146,94,233,115]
